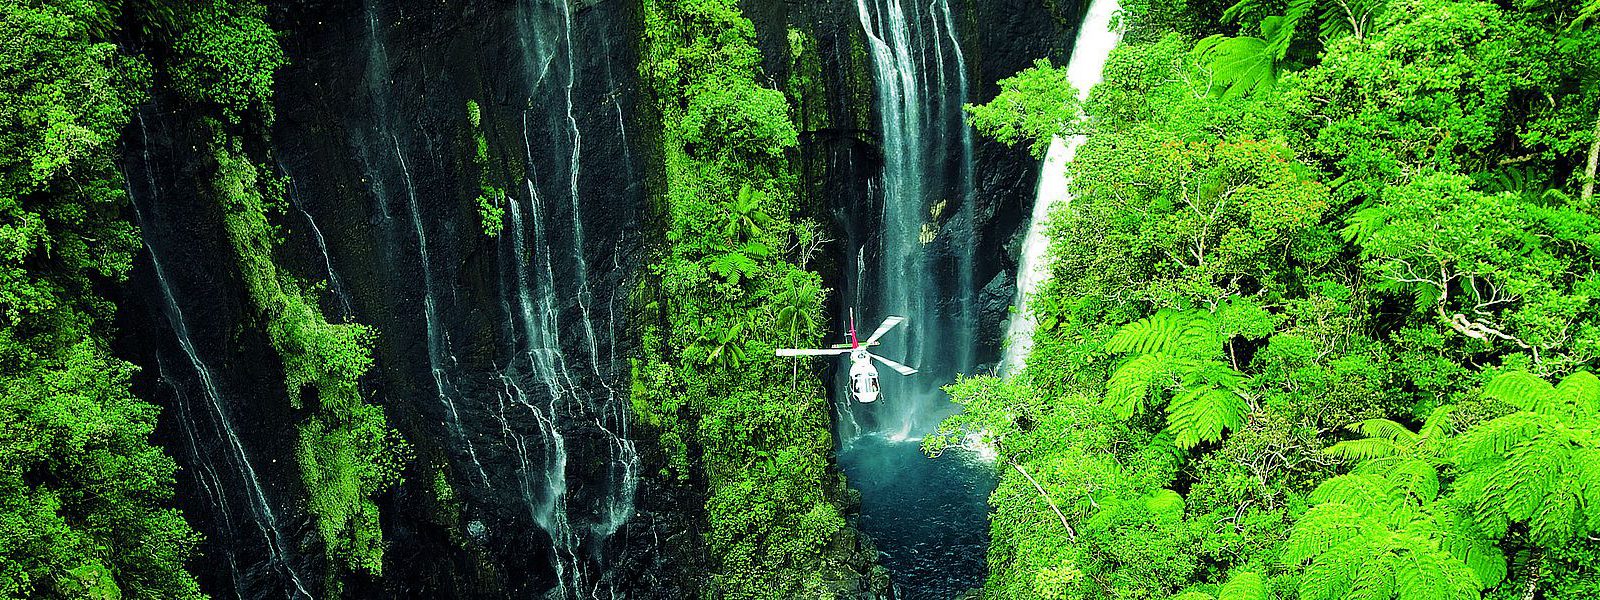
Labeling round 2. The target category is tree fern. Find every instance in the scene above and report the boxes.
[1218,570,1267,600]
[1452,370,1600,547]
[1103,309,1250,448]
[1287,471,1491,600]
[1167,387,1248,448]
[1326,406,1455,464]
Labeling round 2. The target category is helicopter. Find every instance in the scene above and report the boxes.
[775,310,917,403]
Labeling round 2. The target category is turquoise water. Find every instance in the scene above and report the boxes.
[839,435,996,599]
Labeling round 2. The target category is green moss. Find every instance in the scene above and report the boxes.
[466,99,505,237]
[208,126,408,582]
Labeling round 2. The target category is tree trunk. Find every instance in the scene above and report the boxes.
[1584,109,1599,206]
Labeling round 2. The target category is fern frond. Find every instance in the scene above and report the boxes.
[1527,488,1581,547]
[1108,310,1198,355]
[1350,418,1422,444]
[1392,539,1479,600]
[1342,205,1388,246]
[1435,506,1506,589]
[1296,532,1376,600]
[1219,570,1266,600]
[1167,387,1248,449]
[1382,458,1441,503]
[1418,405,1458,448]
[1555,370,1600,417]
[1286,502,1368,564]
[1451,411,1546,468]
[1310,474,1396,514]
[1481,371,1556,413]
[1105,352,1171,419]
[1191,33,1277,99]
[1326,437,1406,460]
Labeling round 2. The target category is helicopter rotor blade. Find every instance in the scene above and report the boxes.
[868,352,918,376]
[776,348,853,357]
[865,316,906,346]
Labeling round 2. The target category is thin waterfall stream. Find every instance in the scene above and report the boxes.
[128,114,314,600]
[1001,0,1123,375]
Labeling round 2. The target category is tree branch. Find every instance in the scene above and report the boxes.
[1010,461,1076,542]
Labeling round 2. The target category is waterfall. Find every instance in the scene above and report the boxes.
[847,1,992,597]
[1000,0,1123,374]
[279,162,354,319]
[505,0,641,594]
[128,115,313,600]
[853,0,977,440]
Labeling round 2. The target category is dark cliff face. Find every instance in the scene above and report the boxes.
[115,0,1073,597]
[120,0,706,597]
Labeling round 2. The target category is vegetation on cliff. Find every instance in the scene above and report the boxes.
[940,0,1600,598]
[633,0,871,596]
[161,0,408,584]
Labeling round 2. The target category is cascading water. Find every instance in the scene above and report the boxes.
[497,0,642,595]
[850,0,979,440]
[279,162,353,320]
[1001,0,1123,375]
[844,1,991,597]
[127,115,313,600]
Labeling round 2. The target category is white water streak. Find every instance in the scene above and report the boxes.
[1000,0,1123,374]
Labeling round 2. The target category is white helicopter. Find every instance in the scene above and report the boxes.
[776,310,917,403]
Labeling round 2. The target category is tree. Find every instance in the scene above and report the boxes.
[1452,370,1600,547]
[723,183,771,242]
[965,59,1082,158]
[0,2,202,596]
[1284,471,1498,600]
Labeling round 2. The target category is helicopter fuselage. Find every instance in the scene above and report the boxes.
[848,349,880,403]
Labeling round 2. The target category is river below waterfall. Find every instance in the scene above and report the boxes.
[840,436,995,599]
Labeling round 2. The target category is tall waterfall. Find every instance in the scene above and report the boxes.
[852,0,977,440]
[339,0,640,594]
[1001,0,1123,374]
[846,1,991,598]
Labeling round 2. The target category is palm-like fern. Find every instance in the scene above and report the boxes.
[1325,405,1456,464]
[1451,370,1600,547]
[706,241,769,286]
[722,184,771,242]
[774,280,819,343]
[1165,570,1267,600]
[1285,471,1501,600]
[1104,310,1250,449]
[692,320,748,369]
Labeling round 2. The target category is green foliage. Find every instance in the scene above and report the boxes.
[166,1,285,124]
[1105,309,1252,448]
[1285,473,1488,600]
[635,0,865,596]
[1190,18,1282,98]
[955,0,1600,597]
[466,99,505,237]
[1452,370,1600,547]
[0,2,202,597]
[965,59,1082,157]
[208,128,408,579]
